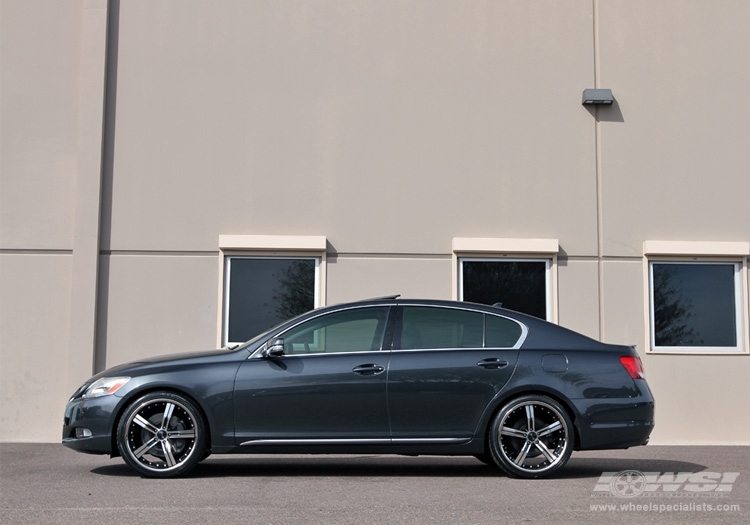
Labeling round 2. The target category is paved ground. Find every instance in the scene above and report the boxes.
[1,444,748,524]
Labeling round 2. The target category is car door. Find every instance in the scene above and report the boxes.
[233,306,394,445]
[387,305,521,441]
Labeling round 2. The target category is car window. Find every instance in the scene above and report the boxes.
[485,314,523,348]
[281,307,390,354]
[400,306,483,349]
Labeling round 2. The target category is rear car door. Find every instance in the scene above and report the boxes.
[387,305,521,441]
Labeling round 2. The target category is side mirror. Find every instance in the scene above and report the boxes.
[263,337,285,357]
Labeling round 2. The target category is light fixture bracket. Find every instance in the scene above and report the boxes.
[582,88,614,105]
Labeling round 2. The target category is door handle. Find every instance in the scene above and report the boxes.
[477,358,509,369]
[352,364,386,376]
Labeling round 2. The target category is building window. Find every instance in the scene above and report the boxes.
[643,241,749,354]
[219,235,327,347]
[459,259,551,320]
[452,237,559,322]
[224,257,319,345]
[649,262,742,351]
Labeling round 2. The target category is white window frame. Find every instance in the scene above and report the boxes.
[452,237,559,323]
[218,235,327,347]
[643,241,750,355]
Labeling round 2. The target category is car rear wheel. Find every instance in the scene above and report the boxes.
[488,394,573,479]
[117,391,206,478]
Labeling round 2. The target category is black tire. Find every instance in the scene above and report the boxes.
[117,391,206,478]
[488,394,573,479]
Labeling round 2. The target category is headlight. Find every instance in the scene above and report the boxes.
[82,377,130,399]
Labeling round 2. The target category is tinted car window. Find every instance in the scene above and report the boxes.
[400,307,483,349]
[485,314,523,348]
[281,307,390,354]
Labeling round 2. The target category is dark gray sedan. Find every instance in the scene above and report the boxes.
[63,298,654,478]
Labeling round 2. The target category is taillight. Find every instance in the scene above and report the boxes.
[620,356,645,379]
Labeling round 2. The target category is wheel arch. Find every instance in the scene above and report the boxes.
[110,386,213,458]
[479,386,583,452]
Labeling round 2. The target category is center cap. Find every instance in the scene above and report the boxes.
[527,431,539,442]
[156,429,168,441]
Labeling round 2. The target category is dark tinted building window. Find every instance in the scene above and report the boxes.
[224,257,317,345]
[461,259,549,320]
[650,262,739,348]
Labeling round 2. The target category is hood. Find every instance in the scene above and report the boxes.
[89,348,238,381]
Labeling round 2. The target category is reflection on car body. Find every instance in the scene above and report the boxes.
[63,298,654,478]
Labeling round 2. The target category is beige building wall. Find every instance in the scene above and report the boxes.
[1,0,748,443]
[596,1,750,444]
[1,0,84,441]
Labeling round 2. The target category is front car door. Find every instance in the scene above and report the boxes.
[387,305,522,442]
[233,306,394,445]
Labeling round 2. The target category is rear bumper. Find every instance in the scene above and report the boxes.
[572,380,655,450]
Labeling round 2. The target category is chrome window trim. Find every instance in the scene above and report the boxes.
[250,349,386,360]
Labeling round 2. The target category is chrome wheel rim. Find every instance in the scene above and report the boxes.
[497,400,569,474]
[124,398,198,472]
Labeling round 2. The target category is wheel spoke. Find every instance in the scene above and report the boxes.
[537,420,562,438]
[501,426,527,438]
[167,429,195,439]
[133,414,159,435]
[133,437,160,458]
[534,441,557,463]
[525,405,535,431]
[162,441,177,467]
[514,440,533,466]
[161,403,175,430]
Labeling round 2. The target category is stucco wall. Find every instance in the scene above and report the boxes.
[1,0,748,443]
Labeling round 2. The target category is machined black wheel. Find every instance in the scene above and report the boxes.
[117,392,206,478]
[488,395,573,479]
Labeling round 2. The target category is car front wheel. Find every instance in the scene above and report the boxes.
[488,394,573,479]
[117,391,206,478]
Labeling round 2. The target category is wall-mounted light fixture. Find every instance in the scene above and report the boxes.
[582,88,614,105]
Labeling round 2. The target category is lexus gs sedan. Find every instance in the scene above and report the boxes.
[63,298,654,479]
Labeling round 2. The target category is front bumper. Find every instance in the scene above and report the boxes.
[62,395,121,455]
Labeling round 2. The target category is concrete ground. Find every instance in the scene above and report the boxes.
[1,444,748,524]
